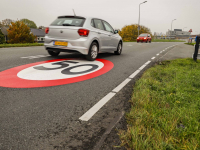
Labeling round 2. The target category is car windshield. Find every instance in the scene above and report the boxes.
[139,34,148,37]
[50,17,85,27]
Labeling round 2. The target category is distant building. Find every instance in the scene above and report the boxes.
[0,27,45,43]
[166,29,190,39]
[30,28,45,43]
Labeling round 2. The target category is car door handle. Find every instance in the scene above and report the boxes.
[98,32,101,34]
[108,35,111,36]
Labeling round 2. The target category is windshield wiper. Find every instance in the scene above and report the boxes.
[62,23,75,26]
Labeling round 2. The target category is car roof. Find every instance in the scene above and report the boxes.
[57,15,105,21]
[58,15,86,19]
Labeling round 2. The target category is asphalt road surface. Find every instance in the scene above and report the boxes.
[0,42,183,150]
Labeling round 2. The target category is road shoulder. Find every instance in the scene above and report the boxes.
[99,43,194,149]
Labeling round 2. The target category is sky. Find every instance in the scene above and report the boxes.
[0,0,199,35]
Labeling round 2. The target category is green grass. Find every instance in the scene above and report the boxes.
[185,43,196,46]
[123,39,185,42]
[0,43,44,48]
[152,39,185,42]
[119,58,200,150]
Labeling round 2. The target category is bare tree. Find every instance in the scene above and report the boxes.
[1,19,15,27]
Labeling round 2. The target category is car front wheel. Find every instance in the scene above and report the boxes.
[114,42,122,55]
[86,42,98,61]
[47,50,60,56]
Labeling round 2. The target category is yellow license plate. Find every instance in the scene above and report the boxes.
[54,41,68,46]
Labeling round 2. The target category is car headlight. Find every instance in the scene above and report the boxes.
[144,38,146,39]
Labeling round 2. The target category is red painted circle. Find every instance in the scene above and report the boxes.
[0,59,113,88]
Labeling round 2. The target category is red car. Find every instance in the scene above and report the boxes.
[137,33,151,43]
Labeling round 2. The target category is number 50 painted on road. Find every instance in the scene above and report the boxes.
[0,59,114,88]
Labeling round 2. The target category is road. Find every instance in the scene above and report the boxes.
[0,42,183,150]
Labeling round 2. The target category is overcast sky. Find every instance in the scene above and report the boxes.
[0,0,199,35]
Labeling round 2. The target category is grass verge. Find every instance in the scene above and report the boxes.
[0,43,44,48]
[123,39,185,42]
[152,39,185,42]
[185,43,196,46]
[119,58,200,149]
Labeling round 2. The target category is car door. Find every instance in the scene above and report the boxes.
[102,21,118,50]
[93,19,109,51]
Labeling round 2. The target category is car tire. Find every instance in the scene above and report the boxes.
[149,40,151,43]
[146,40,148,43]
[86,42,98,61]
[114,42,122,55]
[47,50,60,56]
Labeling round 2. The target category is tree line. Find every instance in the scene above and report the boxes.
[0,18,44,44]
[0,18,153,44]
[118,24,153,42]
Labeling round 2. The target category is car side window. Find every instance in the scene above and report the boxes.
[102,21,114,33]
[91,19,95,27]
[93,19,104,30]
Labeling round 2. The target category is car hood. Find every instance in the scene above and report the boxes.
[137,37,147,39]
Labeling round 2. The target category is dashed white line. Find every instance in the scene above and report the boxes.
[145,61,151,65]
[28,56,40,59]
[151,57,155,59]
[138,64,146,70]
[156,54,159,56]
[37,55,47,57]
[79,92,116,121]
[129,70,140,79]
[79,60,152,121]
[21,57,30,58]
[112,78,132,93]
[21,55,50,59]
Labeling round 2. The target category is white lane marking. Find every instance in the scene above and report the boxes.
[145,61,151,65]
[37,55,47,57]
[129,70,140,79]
[21,55,50,59]
[112,78,132,93]
[79,60,152,121]
[151,57,155,59]
[156,54,159,56]
[160,51,163,53]
[79,92,116,121]
[138,64,147,70]
[21,57,30,58]
[28,56,40,59]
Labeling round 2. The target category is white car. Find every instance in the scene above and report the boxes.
[44,16,123,61]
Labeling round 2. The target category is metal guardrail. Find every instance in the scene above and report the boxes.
[193,36,199,61]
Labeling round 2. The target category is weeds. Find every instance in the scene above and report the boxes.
[0,43,43,48]
[119,58,200,149]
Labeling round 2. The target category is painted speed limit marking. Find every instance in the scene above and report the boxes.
[0,59,113,88]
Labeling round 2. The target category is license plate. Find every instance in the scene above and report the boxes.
[54,41,68,46]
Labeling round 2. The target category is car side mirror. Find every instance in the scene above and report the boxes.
[114,30,118,34]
